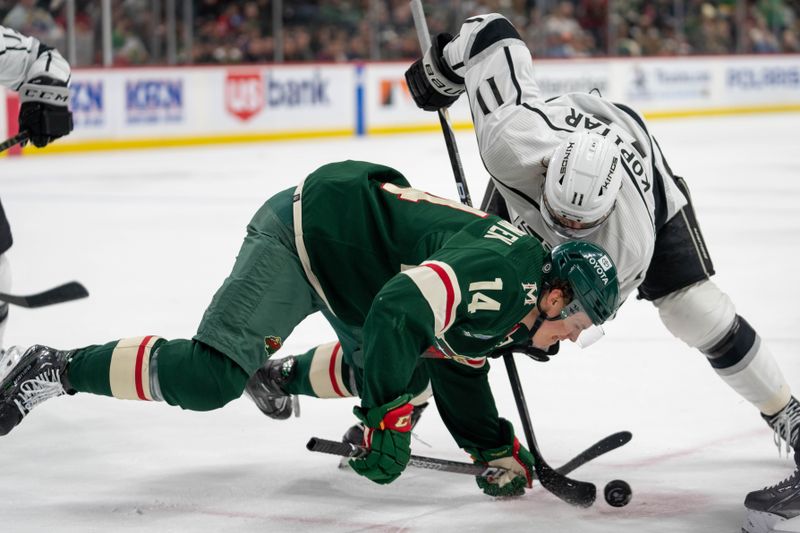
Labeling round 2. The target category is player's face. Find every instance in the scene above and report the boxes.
[531,311,593,349]
[528,292,596,349]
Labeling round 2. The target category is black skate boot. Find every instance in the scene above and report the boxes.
[743,467,800,533]
[245,356,299,420]
[0,345,74,436]
[763,397,800,464]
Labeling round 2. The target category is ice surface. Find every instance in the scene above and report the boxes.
[0,114,798,532]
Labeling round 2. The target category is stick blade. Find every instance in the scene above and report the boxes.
[0,281,90,308]
[556,430,632,476]
[537,462,596,507]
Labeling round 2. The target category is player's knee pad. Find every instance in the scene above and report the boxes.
[155,339,249,410]
[654,280,736,351]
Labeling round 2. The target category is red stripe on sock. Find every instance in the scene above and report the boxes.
[329,342,346,397]
[134,335,154,401]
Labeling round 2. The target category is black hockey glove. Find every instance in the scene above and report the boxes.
[490,341,560,363]
[404,33,465,112]
[19,76,73,148]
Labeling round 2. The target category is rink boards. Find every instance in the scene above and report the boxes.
[0,54,799,155]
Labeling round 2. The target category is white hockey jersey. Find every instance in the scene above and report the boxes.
[0,25,69,90]
[442,14,688,303]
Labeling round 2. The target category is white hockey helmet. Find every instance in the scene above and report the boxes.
[541,131,623,238]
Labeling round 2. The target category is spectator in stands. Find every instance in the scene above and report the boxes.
[3,0,64,44]
[543,1,585,57]
[6,0,799,64]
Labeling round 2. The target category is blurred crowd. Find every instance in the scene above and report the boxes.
[0,0,798,66]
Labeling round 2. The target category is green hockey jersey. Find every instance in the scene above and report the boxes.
[293,162,549,450]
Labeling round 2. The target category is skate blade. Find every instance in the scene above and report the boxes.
[743,510,800,533]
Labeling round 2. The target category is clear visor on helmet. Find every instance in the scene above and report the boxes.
[546,299,606,348]
[541,193,615,239]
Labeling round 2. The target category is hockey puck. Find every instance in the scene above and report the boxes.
[604,479,632,507]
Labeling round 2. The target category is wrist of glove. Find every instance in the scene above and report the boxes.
[404,33,465,112]
[19,76,73,148]
[349,394,414,485]
[465,418,536,497]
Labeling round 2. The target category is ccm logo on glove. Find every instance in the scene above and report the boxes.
[20,86,69,105]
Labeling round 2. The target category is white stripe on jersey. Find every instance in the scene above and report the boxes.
[293,177,336,315]
[402,260,461,336]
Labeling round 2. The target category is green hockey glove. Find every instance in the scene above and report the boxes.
[465,418,536,497]
[349,394,414,485]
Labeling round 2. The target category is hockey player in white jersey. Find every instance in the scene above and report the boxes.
[403,13,799,463]
[0,25,72,347]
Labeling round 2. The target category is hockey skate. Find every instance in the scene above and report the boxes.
[743,467,800,533]
[764,397,800,464]
[0,345,73,436]
[245,356,299,420]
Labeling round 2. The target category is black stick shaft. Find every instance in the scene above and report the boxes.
[503,354,538,449]
[0,132,29,153]
[503,354,596,507]
[307,437,489,475]
[410,0,472,207]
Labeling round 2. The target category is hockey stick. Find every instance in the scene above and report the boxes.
[309,430,631,478]
[308,437,500,476]
[0,131,29,153]
[0,281,88,308]
[556,430,631,475]
[409,0,598,508]
[503,355,595,506]
[409,0,471,207]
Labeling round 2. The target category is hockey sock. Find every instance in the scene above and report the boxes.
[704,317,791,416]
[68,337,249,411]
[283,341,355,398]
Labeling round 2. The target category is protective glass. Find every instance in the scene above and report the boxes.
[546,299,606,348]
[540,193,614,239]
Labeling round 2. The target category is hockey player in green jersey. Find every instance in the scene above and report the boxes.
[0,160,618,496]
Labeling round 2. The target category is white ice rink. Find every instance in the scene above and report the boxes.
[1,113,799,533]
